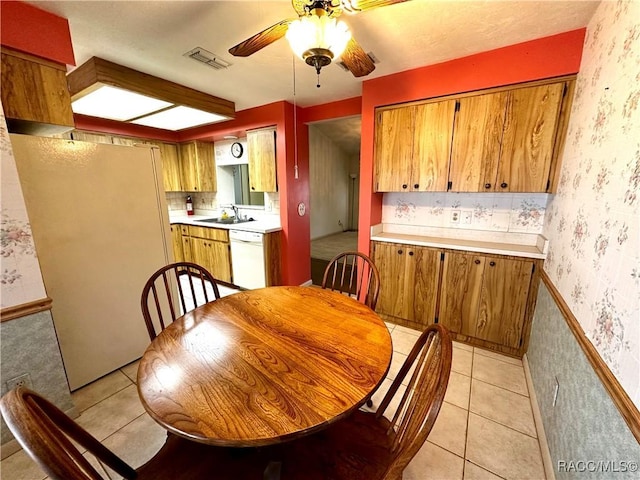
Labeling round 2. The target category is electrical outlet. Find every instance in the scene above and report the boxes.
[6,373,32,391]
[461,210,473,225]
[450,209,460,224]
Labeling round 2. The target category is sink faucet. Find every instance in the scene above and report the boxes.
[224,204,239,219]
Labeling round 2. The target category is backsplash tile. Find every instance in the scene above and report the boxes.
[382,192,549,234]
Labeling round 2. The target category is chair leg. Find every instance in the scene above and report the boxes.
[366,399,373,408]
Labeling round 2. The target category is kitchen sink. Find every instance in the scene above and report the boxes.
[196,217,255,225]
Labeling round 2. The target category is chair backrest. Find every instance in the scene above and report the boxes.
[375,324,452,479]
[321,251,381,310]
[0,387,137,480]
[141,262,220,340]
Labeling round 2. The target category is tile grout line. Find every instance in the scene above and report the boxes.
[461,346,474,479]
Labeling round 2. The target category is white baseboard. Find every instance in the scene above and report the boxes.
[299,279,313,287]
[523,354,555,480]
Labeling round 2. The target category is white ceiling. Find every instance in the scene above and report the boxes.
[29,0,599,110]
[27,0,598,151]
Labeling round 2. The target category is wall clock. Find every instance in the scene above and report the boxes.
[231,142,243,158]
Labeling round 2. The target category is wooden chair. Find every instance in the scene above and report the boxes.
[265,324,453,480]
[141,262,221,340]
[0,387,270,480]
[322,251,381,310]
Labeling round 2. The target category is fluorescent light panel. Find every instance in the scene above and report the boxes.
[131,106,229,130]
[71,85,172,121]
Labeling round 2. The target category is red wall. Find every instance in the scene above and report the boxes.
[0,1,75,65]
[357,28,586,254]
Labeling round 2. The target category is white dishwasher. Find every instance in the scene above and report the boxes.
[229,230,266,289]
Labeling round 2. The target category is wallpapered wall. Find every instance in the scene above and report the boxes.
[383,192,549,234]
[0,113,47,309]
[543,0,640,408]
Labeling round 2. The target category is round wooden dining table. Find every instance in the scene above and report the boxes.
[137,286,392,447]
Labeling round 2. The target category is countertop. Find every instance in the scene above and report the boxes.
[370,224,548,259]
[170,214,282,234]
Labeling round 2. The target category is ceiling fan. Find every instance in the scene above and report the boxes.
[228,0,409,83]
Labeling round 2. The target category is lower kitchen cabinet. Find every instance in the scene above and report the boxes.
[371,241,441,330]
[178,225,232,283]
[170,225,184,262]
[371,241,541,357]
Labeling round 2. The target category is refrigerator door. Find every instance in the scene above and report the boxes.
[10,134,171,390]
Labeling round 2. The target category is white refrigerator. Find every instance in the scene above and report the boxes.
[10,134,172,390]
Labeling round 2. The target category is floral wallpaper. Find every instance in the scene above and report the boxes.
[544,0,640,408]
[0,107,47,309]
[382,192,549,234]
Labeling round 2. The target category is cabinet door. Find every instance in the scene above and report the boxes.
[373,107,414,192]
[403,246,441,326]
[449,92,508,192]
[498,83,564,192]
[477,257,533,348]
[208,241,232,283]
[247,128,277,192]
[439,252,484,337]
[181,236,193,263]
[180,142,199,191]
[159,143,182,192]
[195,142,216,192]
[171,225,184,263]
[413,100,456,192]
[373,242,406,318]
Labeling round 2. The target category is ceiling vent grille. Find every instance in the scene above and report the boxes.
[184,47,231,70]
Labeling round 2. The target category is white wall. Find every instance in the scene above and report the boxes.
[309,126,351,240]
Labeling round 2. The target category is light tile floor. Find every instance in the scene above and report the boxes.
[1,321,547,480]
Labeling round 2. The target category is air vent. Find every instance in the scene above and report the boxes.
[184,47,231,70]
[336,52,378,72]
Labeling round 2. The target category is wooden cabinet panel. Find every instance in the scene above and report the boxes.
[182,236,193,263]
[372,241,441,328]
[185,227,231,283]
[1,49,74,134]
[247,127,277,192]
[413,100,456,191]
[449,92,508,192]
[374,242,407,319]
[188,226,229,242]
[374,107,414,192]
[171,225,184,263]
[499,83,564,192]
[439,252,484,337]
[477,257,533,348]
[158,143,182,192]
[180,141,216,192]
[208,241,232,283]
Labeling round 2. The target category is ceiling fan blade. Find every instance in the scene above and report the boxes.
[341,0,409,14]
[339,37,375,77]
[229,19,293,57]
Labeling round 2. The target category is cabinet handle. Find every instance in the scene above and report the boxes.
[409,251,414,256]
[413,184,419,189]
[489,261,496,267]
[251,186,255,190]
[474,259,481,265]
[397,249,403,255]
[402,184,408,189]
[484,183,491,189]
[500,182,508,188]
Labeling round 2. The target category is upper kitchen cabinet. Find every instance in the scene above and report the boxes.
[1,48,74,135]
[450,82,566,193]
[374,100,455,192]
[247,127,277,192]
[180,141,216,192]
[154,142,182,192]
[374,77,574,194]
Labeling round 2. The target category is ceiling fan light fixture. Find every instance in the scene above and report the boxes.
[286,13,351,62]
